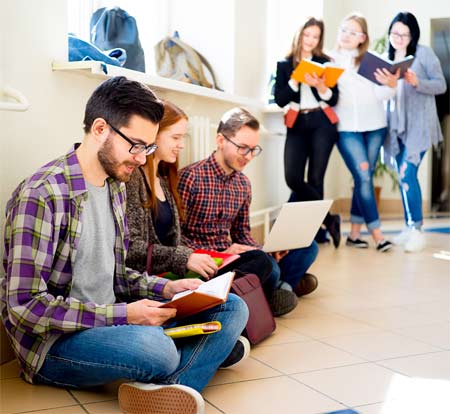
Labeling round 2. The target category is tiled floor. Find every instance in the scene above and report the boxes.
[1,217,449,414]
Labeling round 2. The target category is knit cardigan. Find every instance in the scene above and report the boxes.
[125,167,193,275]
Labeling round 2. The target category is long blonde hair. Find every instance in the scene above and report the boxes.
[339,13,369,66]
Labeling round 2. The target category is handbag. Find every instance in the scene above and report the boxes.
[231,272,276,345]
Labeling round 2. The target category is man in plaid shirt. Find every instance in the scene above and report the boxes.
[179,108,319,313]
[0,77,248,414]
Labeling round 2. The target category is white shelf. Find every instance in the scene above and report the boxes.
[52,61,264,109]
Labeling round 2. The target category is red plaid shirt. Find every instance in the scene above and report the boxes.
[178,153,259,251]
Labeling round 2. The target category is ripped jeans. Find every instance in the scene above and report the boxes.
[395,139,426,228]
[337,128,386,230]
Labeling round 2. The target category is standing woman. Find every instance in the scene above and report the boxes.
[274,17,341,248]
[384,12,446,252]
[330,13,398,252]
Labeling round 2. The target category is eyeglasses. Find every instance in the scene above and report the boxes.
[389,31,411,41]
[221,133,263,157]
[107,123,158,156]
[339,27,364,38]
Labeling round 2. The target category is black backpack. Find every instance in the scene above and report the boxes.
[90,7,145,72]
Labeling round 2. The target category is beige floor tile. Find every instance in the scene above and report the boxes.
[276,300,332,319]
[277,313,378,339]
[254,323,311,345]
[207,356,280,386]
[322,330,440,361]
[251,340,363,374]
[400,301,450,322]
[0,378,76,413]
[392,322,450,349]
[203,376,345,414]
[205,401,224,414]
[14,407,86,414]
[292,363,407,407]
[354,402,387,414]
[356,375,450,413]
[378,350,450,381]
[347,306,444,330]
[0,360,20,380]
[83,399,121,414]
[70,380,122,404]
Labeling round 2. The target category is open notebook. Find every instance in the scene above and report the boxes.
[262,200,333,252]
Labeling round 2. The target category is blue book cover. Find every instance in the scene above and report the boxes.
[325,410,359,414]
[358,50,414,85]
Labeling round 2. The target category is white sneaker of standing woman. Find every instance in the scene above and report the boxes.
[404,228,426,253]
[393,227,412,246]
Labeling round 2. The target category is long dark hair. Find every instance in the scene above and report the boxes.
[286,17,328,67]
[143,101,188,219]
[388,12,420,60]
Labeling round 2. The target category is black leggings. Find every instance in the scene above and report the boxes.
[284,111,338,227]
[284,110,337,200]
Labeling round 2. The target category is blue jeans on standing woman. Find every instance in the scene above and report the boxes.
[34,294,248,392]
[395,139,426,228]
[337,128,386,230]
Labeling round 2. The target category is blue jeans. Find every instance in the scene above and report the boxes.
[395,140,426,228]
[337,128,386,230]
[266,242,319,290]
[34,294,248,392]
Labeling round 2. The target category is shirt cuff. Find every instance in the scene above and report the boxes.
[318,88,332,101]
[148,275,170,297]
[288,79,299,92]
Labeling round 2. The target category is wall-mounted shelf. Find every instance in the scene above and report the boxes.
[52,61,264,109]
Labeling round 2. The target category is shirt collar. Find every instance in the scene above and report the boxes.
[208,152,236,180]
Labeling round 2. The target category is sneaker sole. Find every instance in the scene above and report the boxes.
[377,244,394,253]
[119,383,204,414]
[345,242,369,249]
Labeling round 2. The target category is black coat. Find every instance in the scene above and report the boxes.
[274,55,339,108]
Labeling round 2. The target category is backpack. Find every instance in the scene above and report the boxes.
[155,32,221,90]
[90,7,145,72]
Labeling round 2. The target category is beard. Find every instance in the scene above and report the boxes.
[97,138,139,182]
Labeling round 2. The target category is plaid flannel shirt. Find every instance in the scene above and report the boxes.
[178,153,259,251]
[0,146,168,383]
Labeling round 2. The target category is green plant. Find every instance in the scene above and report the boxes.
[373,155,399,191]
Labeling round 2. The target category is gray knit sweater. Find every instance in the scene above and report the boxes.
[125,168,193,275]
[385,45,447,166]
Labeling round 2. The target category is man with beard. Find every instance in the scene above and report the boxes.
[0,77,248,414]
[178,108,319,317]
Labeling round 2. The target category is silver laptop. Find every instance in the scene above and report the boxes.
[262,200,333,252]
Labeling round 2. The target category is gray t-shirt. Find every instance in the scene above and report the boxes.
[71,181,116,305]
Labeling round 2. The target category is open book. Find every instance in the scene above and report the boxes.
[160,271,235,319]
[164,321,222,339]
[358,50,414,85]
[158,249,240,280]
[291,59,344,87]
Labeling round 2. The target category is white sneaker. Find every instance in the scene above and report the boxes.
[118,382,205,414]
[404,228,426,253]
[393,227,412,246]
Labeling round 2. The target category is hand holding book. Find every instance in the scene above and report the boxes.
[291,59,344,88]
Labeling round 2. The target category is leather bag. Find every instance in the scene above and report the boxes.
[231,273,276,345]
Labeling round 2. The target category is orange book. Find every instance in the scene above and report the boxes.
[291,59,344,87]
[160,271,235,319]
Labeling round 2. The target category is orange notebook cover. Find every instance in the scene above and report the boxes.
[291,59,344,88]
[160,271,235,320]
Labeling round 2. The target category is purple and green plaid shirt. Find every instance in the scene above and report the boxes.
[0,145,168,383]
[178,153,259,251]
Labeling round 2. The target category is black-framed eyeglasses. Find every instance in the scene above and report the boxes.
[107,122,158,156]
[389,31,411,41]
[221,133,263,157]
